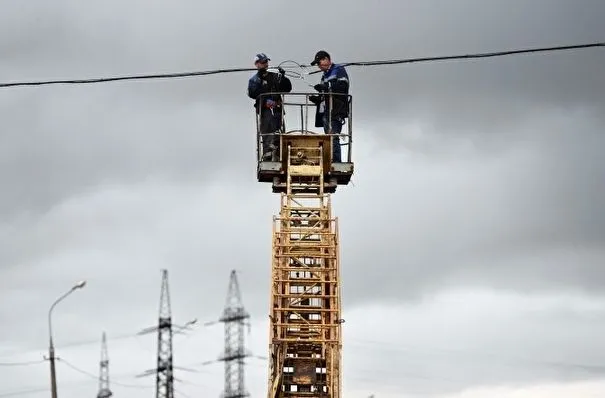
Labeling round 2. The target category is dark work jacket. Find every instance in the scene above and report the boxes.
[248,70,292,114]
[310,63,350,127]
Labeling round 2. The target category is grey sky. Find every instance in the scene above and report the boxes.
[1,0,605,397]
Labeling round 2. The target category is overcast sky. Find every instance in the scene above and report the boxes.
[1,0,605,397]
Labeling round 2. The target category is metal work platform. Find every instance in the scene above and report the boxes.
[255,92,354,194]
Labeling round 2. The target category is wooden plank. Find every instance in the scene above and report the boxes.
[289,165,322,176]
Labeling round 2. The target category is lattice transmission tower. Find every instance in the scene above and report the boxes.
[218,269,251,398]
[155,269,174,398]
[135,270,197,395]
[97,332,112,398]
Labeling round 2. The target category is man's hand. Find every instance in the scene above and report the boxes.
[309,95,321,104]
[314,83,328,92]
[278,67,285,75]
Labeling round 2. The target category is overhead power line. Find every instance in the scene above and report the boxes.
[0,359,46,367]
[0,41,602,89]
[58,358,153,389]
[0,332,138,360]
[0,318,203,361]
[0,67,255,88]
[333,41,605,69]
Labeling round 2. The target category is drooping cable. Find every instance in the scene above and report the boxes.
[0,41,601,89]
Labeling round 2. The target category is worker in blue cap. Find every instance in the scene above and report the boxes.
[248,53,292,161]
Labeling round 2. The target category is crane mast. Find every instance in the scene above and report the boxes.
[257,92,353,398]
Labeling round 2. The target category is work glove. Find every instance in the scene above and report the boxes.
[314,83,328,92]
[309,95,321,104]
[278,67,285,75]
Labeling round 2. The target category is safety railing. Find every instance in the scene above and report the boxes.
[255,92,353,163]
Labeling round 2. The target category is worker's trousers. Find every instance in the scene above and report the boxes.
[260,108,282,160]
[323,115,343,163]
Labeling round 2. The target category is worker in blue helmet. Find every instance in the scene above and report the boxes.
[308,50,349,163]
[248,53,292,161]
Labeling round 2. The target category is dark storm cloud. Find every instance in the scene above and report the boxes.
[0,180,275,345]
[1,0,603,217]
[337,109,605,305]
[0,87,253,219]
[0,0,602,311]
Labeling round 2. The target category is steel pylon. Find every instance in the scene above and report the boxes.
[156,269,174,398]
[97,332,112,398]
[219,270,250,398]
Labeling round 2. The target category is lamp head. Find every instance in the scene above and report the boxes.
[73,280,87,290]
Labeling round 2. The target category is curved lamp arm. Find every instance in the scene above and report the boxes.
[48,281,87,346]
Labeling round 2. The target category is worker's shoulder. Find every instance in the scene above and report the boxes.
[333,63,349,75]
[323,63,348,78]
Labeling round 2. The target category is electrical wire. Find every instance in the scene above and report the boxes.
[0,41,602,89]
[323,41,605,71]
[2,348,602,396]
[0,319,204,360]
[0,359,46,367]
[58,358,153,389]
[0,331,140,360]
[0,67,255,88]
[0,376,111,397]
[347,338,605,374]
[274,59,317,89]
[0,360,153,397]
[0,386,51,397]
[58,358,196,397]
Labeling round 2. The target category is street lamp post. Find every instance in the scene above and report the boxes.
[48,280,86,398]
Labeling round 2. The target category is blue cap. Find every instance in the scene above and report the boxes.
[254,53,270,63]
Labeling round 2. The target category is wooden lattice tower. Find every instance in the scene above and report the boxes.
[266,134,343,398]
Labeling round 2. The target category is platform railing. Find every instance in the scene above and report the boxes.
[255,92,353,163]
